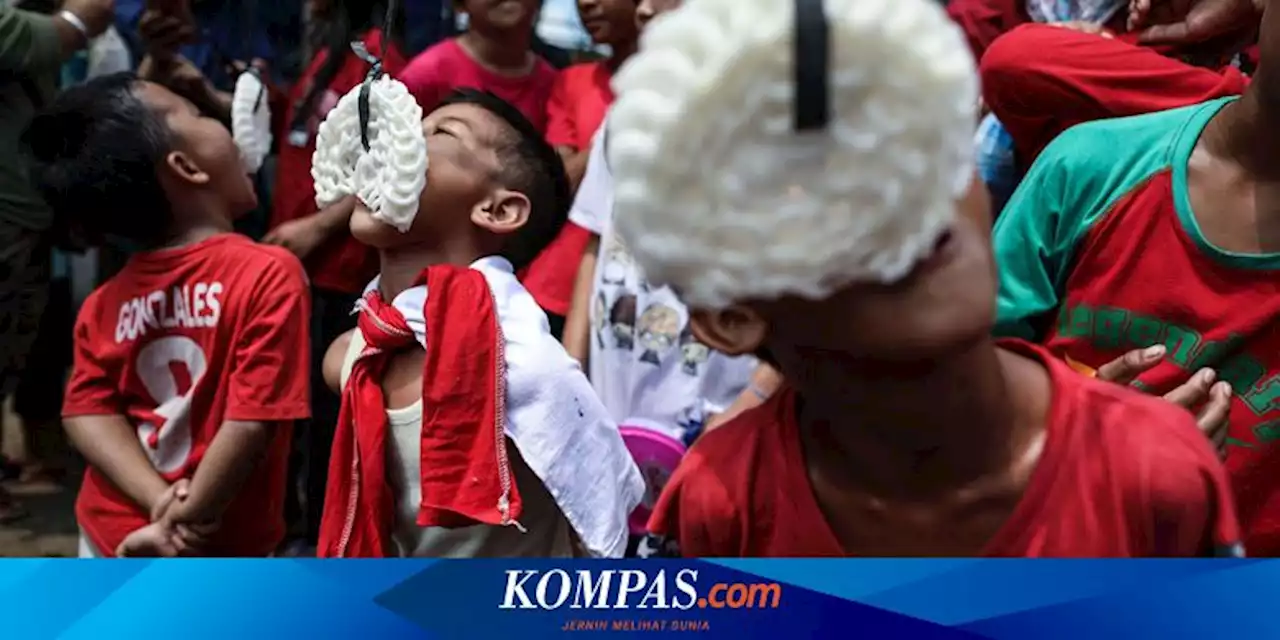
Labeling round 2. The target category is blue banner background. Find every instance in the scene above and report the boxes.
[1,559,1270,638]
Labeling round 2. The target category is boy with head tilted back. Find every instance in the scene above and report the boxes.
[611,0,1242,557]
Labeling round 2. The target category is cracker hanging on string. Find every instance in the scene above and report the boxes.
[606,0,978,309]
[311,41,427,232]
[230,68,272,173]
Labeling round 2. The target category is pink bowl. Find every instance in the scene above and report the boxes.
[619,424,688,536]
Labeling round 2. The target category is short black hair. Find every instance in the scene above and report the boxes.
[21,72,174,246]
[438,88,571,271]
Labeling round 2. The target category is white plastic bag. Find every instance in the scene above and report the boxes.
[86,27,132,79]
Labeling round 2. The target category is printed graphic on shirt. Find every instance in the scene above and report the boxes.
[679,327,710,377]
[593,292,607,349]
[637,303,680,365]
[583,183,756,446]
[1053,301,1280,451]
[601,243,631,286]
[134,335,208,473]
[114,282,224,342]
[609,294,637,350]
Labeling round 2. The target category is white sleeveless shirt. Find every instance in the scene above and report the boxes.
[340,331,575,558]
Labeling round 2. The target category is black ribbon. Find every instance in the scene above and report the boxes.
[351,0,400,151]
[246,66,267,113]
[351,41,384,151]
[793,0,829,131]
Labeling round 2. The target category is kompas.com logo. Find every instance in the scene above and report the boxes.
[498,569,783,610]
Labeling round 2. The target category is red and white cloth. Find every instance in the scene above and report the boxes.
[319,256,644,558]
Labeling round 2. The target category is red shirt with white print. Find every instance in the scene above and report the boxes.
[64,234,311,557]
[645,341,1243,558]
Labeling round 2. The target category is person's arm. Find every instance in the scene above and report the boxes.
[192,85,233,123]
[558,147,590,191]
[704,363,783,431]
[61,296,171,513]
[138,53,234,122]
[546,73,590,189]
[1130,0,1262,46]
[168,258,312,526]
[305,195,357,237]
[0,6,76,72]
[989,130,1097,341]
[563,233,600,364]
[560,129,613,362]
[263,195,357,259]
[322,329,354,394]
[64,415,171,513]
[162,420,270,525]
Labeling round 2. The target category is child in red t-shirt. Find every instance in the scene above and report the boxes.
[400,0,558,132]
[612,0,1239,558]
[992,1,1280,555]
[23,73,311,557]
[524,0,639,339]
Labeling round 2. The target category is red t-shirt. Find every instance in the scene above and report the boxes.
[545,61,613,151]
[64,234,311,557]
[271,30,406,295]
[521,62,615,317]
[400,38,558,133]
[647,341,1242,557]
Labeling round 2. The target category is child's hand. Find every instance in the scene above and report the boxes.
[116,522,183,557]
[1093,347,1232,456]
[150,478,191,523]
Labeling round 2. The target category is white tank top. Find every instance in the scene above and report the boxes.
[341,332,575,557]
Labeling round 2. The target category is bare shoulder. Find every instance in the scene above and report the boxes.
[322,329,356,393]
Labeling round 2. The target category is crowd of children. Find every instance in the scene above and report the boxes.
[1,0,1275,558]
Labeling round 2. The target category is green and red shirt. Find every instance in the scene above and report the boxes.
[994,97,1280,555]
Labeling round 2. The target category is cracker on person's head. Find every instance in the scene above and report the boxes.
[607,0,978,310]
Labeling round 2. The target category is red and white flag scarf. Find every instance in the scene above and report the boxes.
[318,257,644,558]
[318,265,522,558]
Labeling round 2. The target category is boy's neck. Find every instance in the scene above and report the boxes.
[793,340,1049,500]
[377,242,486,300]
[156,202,235,249]
[1204,85,1280,179]
[607,41,637,71]
[459,29,533,72]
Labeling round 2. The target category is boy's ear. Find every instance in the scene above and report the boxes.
[690,305,768,357]
[470,189,530,236]
[164,151,211,186]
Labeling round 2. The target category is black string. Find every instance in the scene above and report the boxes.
[793,0,829,131]
[248,66,267,113]
[352,0,400,151]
